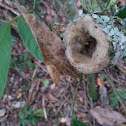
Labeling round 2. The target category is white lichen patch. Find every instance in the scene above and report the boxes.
[92,14,126,64]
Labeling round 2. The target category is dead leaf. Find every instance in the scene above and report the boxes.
[0,114,8,122]
[47,93,58,102]
[17,93,22,99]
[28,80,40,105]
[99,87,109,107]
[46,65,60,85]
[90,106,126,126]
[97,77,104,87]
[16,4,79,84]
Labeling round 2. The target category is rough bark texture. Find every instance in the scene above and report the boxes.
[16,4,79,84]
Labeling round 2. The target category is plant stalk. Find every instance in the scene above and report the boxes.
[103,70,126,113]
[72,73,83,119]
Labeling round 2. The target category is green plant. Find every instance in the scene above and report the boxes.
[10,52,35,71]
[18,104,44,126]
[72,118,87,126]
[71,73,88,126]
[88,74,98,101]
[109,88,126,107]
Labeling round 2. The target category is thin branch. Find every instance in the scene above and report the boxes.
[103,70,126,114]
[0,19,7,23]
[72,73,83,119]
[0,3,20,16]
[33,0,36,9]
[42,96,48,121]
[116,62,126,75]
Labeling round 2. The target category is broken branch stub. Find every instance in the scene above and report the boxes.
[64,13,126,74]
[16,4,79,84]
[64,14,111,74]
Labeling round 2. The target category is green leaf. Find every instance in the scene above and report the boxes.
[101,74,106,81]
[110,97,118,107]
[17,16,44,62]
[80,0,102,13]
[19,55,24,62]
[88,74,98,101]
[36,0,42,4]
[11,0,15,3]
[109,93,115,97]
[72,119,87,126]
[43,79,49,87]
[27,61,35,70]
[119,92,126,99]
[20,0,26,5]
[0,23,11,99]
[107,0,117,9]
[11,35,17,41]
[115,5,126,19]
[33,109,44,117]
[24,52,29,61]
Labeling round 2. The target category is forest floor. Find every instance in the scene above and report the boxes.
[0,0,126,126]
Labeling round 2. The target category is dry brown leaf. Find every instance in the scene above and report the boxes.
[0,114,8,122]
[97,77,104,87]
[90,106,126,126]
[46,65,60,85]
[47,93,58,102]
[27,80,40,105]
[99,87,109,107]
[16,4,79,84]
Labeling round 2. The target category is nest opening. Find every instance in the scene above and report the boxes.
[65,14,110,73]
[71,30,97,63]
[80,33,97,57]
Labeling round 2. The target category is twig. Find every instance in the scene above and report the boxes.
[0,3,20,16]
[35,61,48,73]
[0,19,7,23]
[83,74,88,111]
[8,15,21,23]
[103,70,126,114]
[55,99,67,115]
[71,73,83,119]
[55,0,69,20]
[116,62,126,75]
[31,66,37,80]
[33,0,36,9]
[42,96,48,121]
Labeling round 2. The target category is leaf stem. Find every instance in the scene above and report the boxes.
[72,73,83,119]
[8,15,21,24]
[103,70,126,113]
[33,0,36,9]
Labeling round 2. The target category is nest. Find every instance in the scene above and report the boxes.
[64,14,111,74]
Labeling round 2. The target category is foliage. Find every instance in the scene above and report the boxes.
[107,0,118,9]
[43,79,49,88]
[115,5,126,19]
[10,52,35,71]
[0,22,11,99]
[72,118,87,126]
[55,0,78,21]
[109,88,126,107]
[18,104,44,126]
[88,74,98,101]
[80,0,105,13]
[17,16,44,62]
